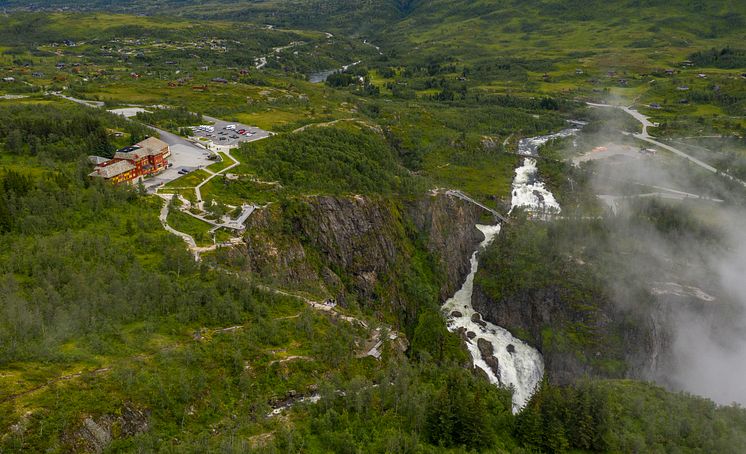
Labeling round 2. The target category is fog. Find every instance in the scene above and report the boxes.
[576,112,746,407]
[670,217,746,406]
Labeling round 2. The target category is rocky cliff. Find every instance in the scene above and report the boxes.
[471,282,674,385]
[469,220,721,387]
[405,194,487,301]
[231,192,485,327]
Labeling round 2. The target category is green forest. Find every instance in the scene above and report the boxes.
[2,0,746,452]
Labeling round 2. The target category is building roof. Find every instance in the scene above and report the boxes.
[114,136,169,160]
[88,155,109,165]
[89,160,135,179]
[137,136,169,154]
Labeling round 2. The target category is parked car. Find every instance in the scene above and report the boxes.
[226,124,236,130]
[238,129,246,134]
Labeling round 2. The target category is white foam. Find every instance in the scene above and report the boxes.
[442,224,545,412]
[510,128,578,215]
[510,158,561,215]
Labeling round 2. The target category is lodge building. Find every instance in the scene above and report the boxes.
[89,137,170,184]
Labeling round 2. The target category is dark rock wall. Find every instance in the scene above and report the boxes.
[471,265,718,387]
[235,193,485,317]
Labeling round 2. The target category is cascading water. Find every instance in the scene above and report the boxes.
[443,126,582,412]
[442,225,544,413]
[510,128,579,215]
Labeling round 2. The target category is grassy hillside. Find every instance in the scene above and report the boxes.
[2,1,746,451]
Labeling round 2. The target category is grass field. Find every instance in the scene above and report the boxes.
[206,152,236,173]
[167,208,214,247]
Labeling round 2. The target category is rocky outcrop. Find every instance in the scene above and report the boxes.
[467,217,735,390]
[405,193,485,300]
[64,403,149,453]
[235,193,484,317]
[472,281,659,385]
[477,338,500,379]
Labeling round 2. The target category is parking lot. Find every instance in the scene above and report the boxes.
[143,127,214,191]
[192,117,271,148]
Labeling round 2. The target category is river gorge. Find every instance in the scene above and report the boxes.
[441,127,580,411]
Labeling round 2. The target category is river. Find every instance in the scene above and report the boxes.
[442,224,544,413]
[442,127,584,412]
[308,61,362,83]
[510,127,580,216]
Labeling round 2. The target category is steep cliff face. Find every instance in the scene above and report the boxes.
[471,282,674,385]
[232,193,484,325]
[404,195,486,301]
[470,220,720,387]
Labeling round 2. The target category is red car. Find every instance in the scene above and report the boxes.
[238,129,246,134]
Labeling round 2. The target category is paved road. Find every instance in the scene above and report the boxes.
[599,191,723,215]
[587,102,657,136]
[143,126,213,191]
[586,102,729,177]
[52,93,105,108]
[633,134,719,173]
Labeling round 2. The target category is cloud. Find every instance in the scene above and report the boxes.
[573,116,746,406]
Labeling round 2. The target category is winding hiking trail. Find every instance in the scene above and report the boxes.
[255,41,305,69]
[254,283,368,328]
[291,118,382,134]
[0,270,387,407]
[192,149,239,207]
[155,148,260,259]
[1,367,112,404]
[157,195,218,260]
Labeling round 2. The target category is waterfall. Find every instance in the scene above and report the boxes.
[510,128,579,215]
[442,126,586,411]
[442,225,544,413]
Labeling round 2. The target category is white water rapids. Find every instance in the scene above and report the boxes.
[442,225,544,413]
[510,128,579,215]
[443,127,585,412]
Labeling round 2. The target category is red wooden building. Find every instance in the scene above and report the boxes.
[89,137,170,184]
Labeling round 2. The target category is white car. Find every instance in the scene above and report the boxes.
[226,124,236,130]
